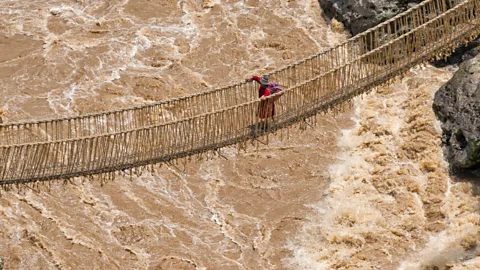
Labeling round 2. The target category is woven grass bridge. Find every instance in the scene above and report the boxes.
[0,0,479,186]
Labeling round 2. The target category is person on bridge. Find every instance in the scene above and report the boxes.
[250,75,278,119]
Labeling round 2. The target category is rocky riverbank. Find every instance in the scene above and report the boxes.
[433,54,480,172]
[319,0,480,174]
[318,0,422,35]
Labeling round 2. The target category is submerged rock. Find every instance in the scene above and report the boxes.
[318,0,422,36]
[0,256,3,270]
[433,54,480,171]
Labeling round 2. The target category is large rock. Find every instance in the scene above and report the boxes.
[433,55,480,171]
[319,0,422,35]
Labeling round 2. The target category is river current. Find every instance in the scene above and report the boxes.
[0,0,478,269]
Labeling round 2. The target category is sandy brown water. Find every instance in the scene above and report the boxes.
[288,65,480,269]
[0,117,353,269]
[0,0,479,269]
[0,0,353,269]
[0,0,346,122]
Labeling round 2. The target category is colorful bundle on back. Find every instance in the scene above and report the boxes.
[268,83,283,101]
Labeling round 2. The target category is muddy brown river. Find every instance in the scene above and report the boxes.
[0,0,478,269]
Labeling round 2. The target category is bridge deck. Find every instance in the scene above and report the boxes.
[0,0,479,185]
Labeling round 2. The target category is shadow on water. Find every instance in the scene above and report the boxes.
[452,169,480,196]
[248,122,272,137]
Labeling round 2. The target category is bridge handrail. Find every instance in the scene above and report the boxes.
[2,6,454,147]
[1,0,478,184]
[0,0,458,146]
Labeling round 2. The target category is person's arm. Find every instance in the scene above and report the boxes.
[251,76,261,83]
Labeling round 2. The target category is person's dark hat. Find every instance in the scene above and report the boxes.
[260,75,269,86]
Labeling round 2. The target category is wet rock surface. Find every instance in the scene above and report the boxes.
[433,55,480,171]
[319,0,480,67]
[318,0,422,35]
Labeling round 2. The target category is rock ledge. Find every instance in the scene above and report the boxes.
[433,54,480,171]
[318,0,421,35]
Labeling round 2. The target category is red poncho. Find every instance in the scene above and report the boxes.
[252,76,275,119]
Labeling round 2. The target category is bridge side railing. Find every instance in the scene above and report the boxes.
[0,0,478,184]
[0,0,460,146]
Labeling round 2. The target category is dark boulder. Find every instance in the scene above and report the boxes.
[319,0,480,63]
[433,54,480,171]
[318,0,422,36]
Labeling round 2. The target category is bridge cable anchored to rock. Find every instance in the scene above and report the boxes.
[0,0,479,186]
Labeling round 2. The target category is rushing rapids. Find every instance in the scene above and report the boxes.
[0,0,478,269]
[1,0,479,185]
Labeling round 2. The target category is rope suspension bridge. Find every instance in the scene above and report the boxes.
[0,0,479,186]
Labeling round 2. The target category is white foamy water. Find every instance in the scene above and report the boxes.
[287,65,480,269]
[1,0,479,269]
[0,0,345,121]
